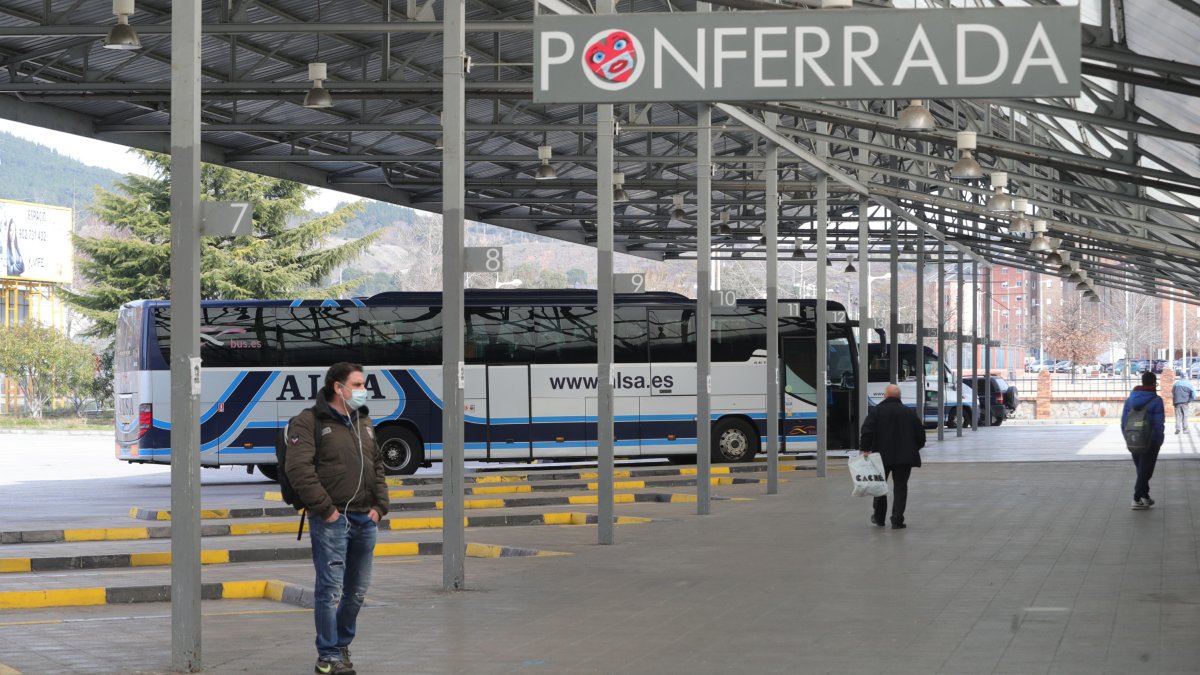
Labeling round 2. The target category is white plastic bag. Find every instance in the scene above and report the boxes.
[848,452,889,498]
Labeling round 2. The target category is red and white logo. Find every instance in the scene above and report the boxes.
[582,29,643,90]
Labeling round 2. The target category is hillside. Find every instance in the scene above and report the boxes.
[0,132,124,209]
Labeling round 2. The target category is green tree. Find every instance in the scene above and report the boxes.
[0,325,96,418]
[65,151,380,338]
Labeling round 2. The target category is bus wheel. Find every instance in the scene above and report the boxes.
[379,427,423,475]
[256,464,280,482]
[712,418,758,463]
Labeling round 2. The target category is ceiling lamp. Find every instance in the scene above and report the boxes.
[987,171,1013,213]
[535,145,556,180]
[302,62,334,109]
[1028,220,1052,252]
[902,242,915,253]
[1046,250,1063,267]
[895,99,936,132]
[950,131,985,181]
[671,194,687,221]
[104,0,141,50]
[1009,198,1031,233]
[1087,292,1101,303]
[833,241,847,252]
[826,257,834,267]
[792,246,806,260]
[1076,280,1091,291]
[612,173,628,202]
[844,260,857,273]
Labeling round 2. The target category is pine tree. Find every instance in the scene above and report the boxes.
[66,151,379,338]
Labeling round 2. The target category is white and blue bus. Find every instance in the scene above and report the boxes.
[114,290,860,478]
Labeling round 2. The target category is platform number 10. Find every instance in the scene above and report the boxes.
[465,247,504,273]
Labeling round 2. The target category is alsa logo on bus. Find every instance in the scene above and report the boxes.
[549,373,674,391]
[274,374,387,401]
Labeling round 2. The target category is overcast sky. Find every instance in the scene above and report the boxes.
[0,119,352,213]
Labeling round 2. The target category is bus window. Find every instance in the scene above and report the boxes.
[158,305,280,368]
[713,306,767,362]
[465,306,535,364]
[828,337,853,388]
[277,307,359,367]
[533,305,597,364]
[648,308,696,363]
[615,307,648,363]
[358,306,442,366]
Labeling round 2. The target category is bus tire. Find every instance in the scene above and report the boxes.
[256,463,280,482]
[379,426,423,475]
[712,418,758,463]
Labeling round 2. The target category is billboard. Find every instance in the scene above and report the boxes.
[0,199,73,284]
[535,6,1080,104]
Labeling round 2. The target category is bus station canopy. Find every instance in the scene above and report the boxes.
[0,0,1195,302]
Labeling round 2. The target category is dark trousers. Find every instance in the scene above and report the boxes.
[873,465,912,524]
[1131,444,1162,500]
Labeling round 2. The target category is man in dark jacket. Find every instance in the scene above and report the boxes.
[286,362,390,675]
[861,383,926,529]
[1122,371,1166,510]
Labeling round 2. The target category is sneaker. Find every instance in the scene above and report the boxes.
[1143,497,1155,508]
[315,659,355,675]
[1131,499,1148,510]
[339,647,352,669]
[870,515,885,527]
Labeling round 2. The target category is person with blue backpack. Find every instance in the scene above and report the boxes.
[1121,371,1165,510]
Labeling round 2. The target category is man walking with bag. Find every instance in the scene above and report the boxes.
[1171,372,1195,434]
[286,363,391,675]
[1122,371,1165,510]
[860,383,926,529]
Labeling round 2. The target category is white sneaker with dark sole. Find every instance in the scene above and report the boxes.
[1131,499,1148,510]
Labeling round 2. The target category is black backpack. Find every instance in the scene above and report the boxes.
[275,408,318,539]
[1123,401,1152,454]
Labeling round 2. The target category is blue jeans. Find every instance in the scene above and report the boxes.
[1131,444,1162,501]
[309,511,377,661]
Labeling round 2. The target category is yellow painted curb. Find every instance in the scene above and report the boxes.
[63,527,149,542]
[129,550,231,567]
[0,588,106,610]
[221,580,268,600]
[229,522,309,536]
[374,542,420,557]
[0,559,31,574]
[470,484,533,495]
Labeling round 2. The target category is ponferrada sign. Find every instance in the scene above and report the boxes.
[534,6,1080,104]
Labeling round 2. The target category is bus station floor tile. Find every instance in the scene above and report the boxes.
[3,444,1200,674]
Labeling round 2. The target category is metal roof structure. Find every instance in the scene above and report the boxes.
[0,0,1195,302]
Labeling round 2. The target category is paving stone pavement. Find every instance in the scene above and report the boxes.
[1,448,1198,674]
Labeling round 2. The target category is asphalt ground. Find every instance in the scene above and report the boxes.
[2,426,1199,673]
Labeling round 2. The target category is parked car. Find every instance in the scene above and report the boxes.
[1114,358,1150,375]
[1075,363,1103,374]
[1152,359,1168,374]
[1188,360,1200,379]
[1052,360,1074,373]
[962,375,1019,426]
[1025,360,1054,373]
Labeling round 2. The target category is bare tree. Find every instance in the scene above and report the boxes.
[1045,295,1107,380]
[1102,290,1160,379]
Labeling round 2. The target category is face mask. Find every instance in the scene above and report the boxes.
[341,386,368,410]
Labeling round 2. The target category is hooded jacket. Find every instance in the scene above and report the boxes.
[284,394,390,521]
[1122,386,1165,448]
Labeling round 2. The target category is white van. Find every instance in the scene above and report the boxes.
[865,343,976,428]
